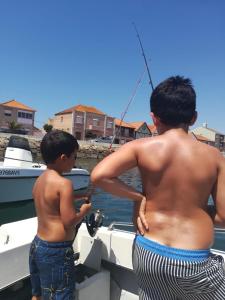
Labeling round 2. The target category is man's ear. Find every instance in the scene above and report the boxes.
[60,154,67,161]
[150,112,161,126]
[190,111,198,126]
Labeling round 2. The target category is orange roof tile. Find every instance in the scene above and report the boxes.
[1,99,36,111]
[147,124,157,133]
[56,104,105,115]
[128,121,145,131]
[115,119,136,129]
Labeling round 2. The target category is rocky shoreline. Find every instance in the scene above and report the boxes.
[0,133,118,162]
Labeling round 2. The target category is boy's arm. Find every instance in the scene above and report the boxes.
[59,179,91,228]
[211,155,225,228]
[91,141,144,202]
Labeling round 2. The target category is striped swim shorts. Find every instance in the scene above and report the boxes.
[132,235,225,299]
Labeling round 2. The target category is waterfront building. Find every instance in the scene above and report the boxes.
[129,122,152,139]
[147,124,158,136]
[114,119,136,144]
[192,123,225,151]
[0,99,36,135]
[115,119,156,144]
[191,132,213,146]
[49,104,115,140]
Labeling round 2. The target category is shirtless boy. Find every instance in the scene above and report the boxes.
[29,130,91,300]
[91,76,225,299]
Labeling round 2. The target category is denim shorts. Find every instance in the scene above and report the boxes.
[29,235,76,300]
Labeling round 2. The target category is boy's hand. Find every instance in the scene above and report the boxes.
[137,196,149,235]
[73,193,92,203]
[82,195,91,204]
[80,202,92,214]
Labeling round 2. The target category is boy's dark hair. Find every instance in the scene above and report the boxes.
[150,76,196,126]
[40,130,79,164]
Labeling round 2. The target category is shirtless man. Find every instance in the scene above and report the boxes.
[29,130,91,300]
[91,76,225,299]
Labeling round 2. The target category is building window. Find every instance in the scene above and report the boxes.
[4,110,12,117]
[26,113,32,119]
[107,121,113,129]
[93,118,99,126]
[125,128,129,137]
[60,116,63,122]
[76,116,83,124]
[18,111,33,119]
[120,127,125,136]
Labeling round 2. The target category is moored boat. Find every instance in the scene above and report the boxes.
[0,135,90,203]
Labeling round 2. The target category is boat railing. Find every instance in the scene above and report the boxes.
[215,227,225,233]
[108,222,134,231]
[107,224,225,233]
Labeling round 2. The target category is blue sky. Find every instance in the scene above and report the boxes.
[0,1,224,132]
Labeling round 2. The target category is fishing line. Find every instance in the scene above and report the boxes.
[109,68,146,149]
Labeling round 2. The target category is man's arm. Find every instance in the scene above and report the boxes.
[211,155,225,227]
[60,179,91,228]
[91,141,144,202]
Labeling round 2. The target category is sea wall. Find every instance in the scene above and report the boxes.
[0,133,118,162]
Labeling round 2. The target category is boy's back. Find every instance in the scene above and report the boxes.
[33,169,76,242]
[29,130,91,300]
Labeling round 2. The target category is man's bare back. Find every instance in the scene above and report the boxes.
[134,129,221,249]
[91,128,225,250]
[91,76,225,299]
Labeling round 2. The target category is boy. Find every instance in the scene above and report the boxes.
[29,130,91,300]
[91,76,225,299]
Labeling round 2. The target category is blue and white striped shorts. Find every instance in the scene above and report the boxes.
[132,235,225,299]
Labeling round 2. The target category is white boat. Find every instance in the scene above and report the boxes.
[0,217,224,299]
[0,136,90,203]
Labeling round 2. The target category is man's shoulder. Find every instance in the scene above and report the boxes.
[128,136,167,151]
[193,141,225,167]
[196,140,221,155]
[124,136,160,146]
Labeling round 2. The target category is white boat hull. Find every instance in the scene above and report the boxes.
[0,163,90,203]
[1,218,225,299]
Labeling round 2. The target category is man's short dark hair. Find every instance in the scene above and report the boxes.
[40,130,79,164]
[150,76,196,126]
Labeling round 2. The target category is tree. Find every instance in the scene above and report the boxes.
[43,124,53,133]
[8,121,21,130]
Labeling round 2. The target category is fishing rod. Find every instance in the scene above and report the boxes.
[79,24,155,229]
[109,68,146,149]
[132,22,154,91]
[108,23,154,149]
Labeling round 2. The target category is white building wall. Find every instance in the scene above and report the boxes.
[192,127,215,142]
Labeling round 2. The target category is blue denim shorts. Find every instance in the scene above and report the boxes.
[29,235,76,300]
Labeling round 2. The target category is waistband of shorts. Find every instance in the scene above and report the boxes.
[135,235,210,262]
[34,235,73,248]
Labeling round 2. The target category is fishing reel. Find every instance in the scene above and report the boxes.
[85,209,104,237]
